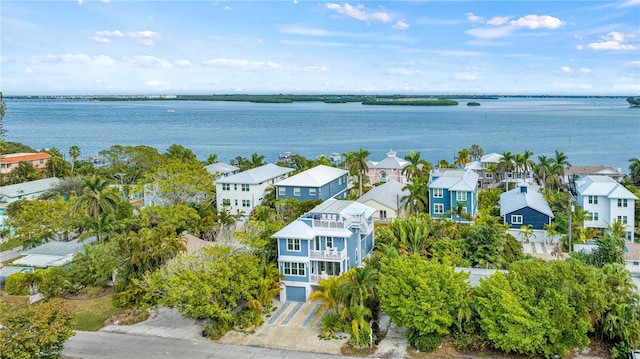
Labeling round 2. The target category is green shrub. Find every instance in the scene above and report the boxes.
[4,272,30,295]
[319,312,343,338]
[407,328,442,352]
[38,267,69,299]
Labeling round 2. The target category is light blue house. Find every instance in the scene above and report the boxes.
[275,165,349,201]
[428,169,479,223]
[500,184,554,230]
[273,199,376,302]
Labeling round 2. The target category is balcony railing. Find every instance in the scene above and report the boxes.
[309,248,346,260]
[312,219,351,229]
[309,273,329,284]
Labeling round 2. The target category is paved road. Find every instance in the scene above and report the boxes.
[0,246,23,262]
[63,331,348,359]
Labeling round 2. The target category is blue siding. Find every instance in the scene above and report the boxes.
[276,177,349,201]
[286,286,307,302]
[505,207,550,230]
[278,238,309,257]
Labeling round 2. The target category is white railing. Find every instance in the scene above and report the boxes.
[309,273,329,284]
[313,219,352,229]
[309,248,346,260]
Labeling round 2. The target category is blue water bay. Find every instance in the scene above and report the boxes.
[4,97,639,172]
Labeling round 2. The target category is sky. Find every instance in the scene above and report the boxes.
[1,0,639,95]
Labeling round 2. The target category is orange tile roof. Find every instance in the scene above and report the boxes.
[0,152,51,163]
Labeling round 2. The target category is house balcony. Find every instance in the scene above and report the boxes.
[309,272,330,285]
[309,248,347,261]
[312,218,352,229]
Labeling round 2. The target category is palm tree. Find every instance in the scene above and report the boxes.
[308,276,343,314]
[348,304,372,348]
[518,150,535,181]
[338,266,378,311]
[551,150,572,186]
[498,151,515,189]
[535,155,554,191]
[69,145,81,173]
[72,175,120,243]
[544,221,559,244]
[402,151,431,180]
[454,148,472,168]
[249,152,266,169]
[341,148,370,197]
[520,224,534,243]
[445,201,474,224]
[469,144,484,161]
[402,177,429,215]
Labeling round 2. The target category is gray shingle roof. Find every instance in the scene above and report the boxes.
[216,163,293,185]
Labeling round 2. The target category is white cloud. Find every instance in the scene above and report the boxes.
[465,12,483,23]
[279,25,331,36]
[510,15,564,29]
[92,37,112,43]
[124,55,172,69]
[255,39,264,45]
[33,53,114,66]
[224,6,232,11]
[303,65,328,72]
[487,16,510,26]
[326,3,392,23]
[585,31,638,51]
[128,30,163,46]
[146,80,167,88]
[202,58,282,71]
[625,60,640,67]
[174,59,192,68]
[619,0,640,7]
[580,67,592,73]
[393,21,409,31]
[561,66,572,73]
[466,26,513,39]
[387,68,422,76]
[95,30,122,37]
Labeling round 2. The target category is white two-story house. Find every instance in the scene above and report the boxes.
[216,163,293,218]
[576,175,637,241]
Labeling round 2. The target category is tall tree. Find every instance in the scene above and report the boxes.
[535,154,554,191]
[342,148,370,197]
[141,159,215,206]
[68,145,81,173]
[402,176,429,215]
[454,148,472,168]
[402,151,431,180]
[72,175,120,242]
[629,157,640,185]
[551,150,572,182]
[469,144,484,161]
[165,144,198,163]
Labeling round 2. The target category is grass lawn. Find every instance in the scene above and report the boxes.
[65,293,127,331]
[0,237,24,251]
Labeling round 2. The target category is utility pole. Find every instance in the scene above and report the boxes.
[568,197,574,252]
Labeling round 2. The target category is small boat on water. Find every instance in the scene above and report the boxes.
[167,109,176,113]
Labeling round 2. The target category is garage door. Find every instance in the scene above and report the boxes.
[285,286,306,302]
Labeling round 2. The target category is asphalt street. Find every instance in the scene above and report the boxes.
[63,331,349,359]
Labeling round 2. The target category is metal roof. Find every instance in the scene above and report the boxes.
[500,185,554,217]
[216,163,293,185]
[367,150,409,170]
[428,169,479,191]
[311,199,377,218]
[357,180,408,210]
[276,165,347,187]
[576,175,638,200]
[204,162,239,175]
[0,177,61,198]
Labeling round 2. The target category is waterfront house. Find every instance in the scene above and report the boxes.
[357,180,408,223]
[500,184,554,242]
[428,169,479,223]
[205,162,240,181]
[0,177,60,203]
[625,243,640,275]
[366,150,409,184]
[275,165,349,201]
[576,175,637,241]
[273,199,375,302]
[0,152,51,174]
[216,163,294,218]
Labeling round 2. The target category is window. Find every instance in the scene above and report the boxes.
[588,196,598,204]
[241,184,250,192]
[234,184,237,190]
[234,199,238,206]
[379,210,387,221]
[456,192,467,202]
[293,188,301,196]
[222,183,230,191]
[338,177,342,185]
[433,204,444,214]
[589,212,599,221]
[309,188,317,196]
[432,188,443,198]
[326,237,333,248]
[222,199,230,206]
[617,215,628,224]
[618,199,628,207]
[278,187,286,196]
[283,262,305,276]
[242,199,250,207]
[287,238,301,251]
[511,215,523,224]
[485,173,493,178]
